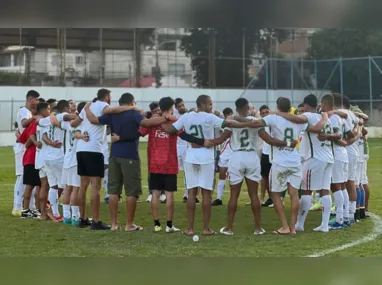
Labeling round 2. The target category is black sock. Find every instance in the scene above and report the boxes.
[355,209,361,220]
[167,221,172,228]
[154,220,160,227]
[360,208,366,219]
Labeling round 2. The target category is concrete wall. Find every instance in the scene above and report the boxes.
[0,86,326,131]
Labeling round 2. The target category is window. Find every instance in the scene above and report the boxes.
[0,54,12,67]
[14,53,24,66]
[75,56,85,65]
[51,55,60,66]
[159,41,176,51]
[168,63,185,75]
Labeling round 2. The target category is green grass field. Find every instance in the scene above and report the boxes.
[0,140,381,257]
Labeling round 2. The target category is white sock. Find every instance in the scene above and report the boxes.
[217,180,225,200]
[48,188,59,216]
[71,205,80,221]
[333,191,344,224]
[350,201,356,216]
[29,187,36,210]
[342,189,350,221]
[296,195,312,229]
[63,204,71,219]
[321,195,332,230]
[14,175,25,211]
[104,169,109,199]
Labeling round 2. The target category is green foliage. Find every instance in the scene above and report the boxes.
[0,72,29,86]
[181,28,289,88]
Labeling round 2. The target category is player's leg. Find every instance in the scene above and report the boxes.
[150,174,162,232]
[164,174,179,232]
[108,157,122,231]
[212,164,227,206]
[104,167,109,203]
[183,162,198,235]
[346,155,358,223]
[363,160,370,216]
[330,160,345,229]
[21,165,34,218]
[296,160,314,231]
[287,166,303,234]
[121,157,143,232]
[200,162,216,235]
[13,149,25,216]
[70,167,81,227]
[270,165,290,234]
[261,154,273,207]
[62,185,73,224]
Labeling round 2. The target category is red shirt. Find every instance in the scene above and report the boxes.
[139,121,182,174]
[18,120,37,166]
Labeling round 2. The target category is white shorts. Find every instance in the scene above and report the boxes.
[347,154,358,181]
[270,164,302,193]
[184,162,215,191]
[301,158,333,191]
[45,159,64,188]
[228,151,261,185]
[39,167,47,179]
[177,145,188,171]
[331,160,348,184]
[61,166,80,188]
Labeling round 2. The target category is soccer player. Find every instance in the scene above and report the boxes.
[211,98,293,235]
[161,94,261,236]
[212,107,234,206]
[59,102,87,225]
[13,90,40,216]
[18,106,41,218]
[84,93,176,232]
[320,94,350,229]
[275,95,335,233]
[139,97,210,233]
[174,98,192,202]
[258,105,273,207]
[38,100,75,222]
[68,99,77,114]
[334,94,361,223]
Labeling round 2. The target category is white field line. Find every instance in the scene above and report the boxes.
[306,212,382,257]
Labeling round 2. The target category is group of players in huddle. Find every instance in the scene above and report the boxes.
[11,89,370,236]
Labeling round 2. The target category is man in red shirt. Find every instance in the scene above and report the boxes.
[18,104,45,218]
[139,97,210,233]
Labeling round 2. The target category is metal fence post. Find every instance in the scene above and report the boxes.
[368,56,373,122]
[290,57,294,105]
[10,99,14,131]
[339,57,343,95]
[314,59,317,93]
[265,58,269,106]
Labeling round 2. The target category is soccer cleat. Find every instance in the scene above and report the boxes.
[183,196,188,203]
[166,226,180,233]
[90,220,111,230]
[329,222,344,230]
[154,225,162,232]
[146,194,152,202]
[104,197,109,204]
[343,220,351,227]
[310,203,322,211]
[160,194,166,202]
[71,219,80,227]
[211,199,222,206]
[31,209,41,219]
[254,228,266,235]
[21,209,33,218]
[313,225,329,233]
[63,218,72,225]
[262,198,273,207]
[12,210,22,217]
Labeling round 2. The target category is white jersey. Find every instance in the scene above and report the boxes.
[225,116,259,152]
[302,112,334,164]
[35,125,48,169]
[39,113,66,161]
[357,136,365,162]
[339,109,359,157]
[175,112,188,148]
[77,101,108,153]
[329,114,350,163]
[263,114,308,167]
[262,127,271,155]
[172,111,224,165]
[61,121,79,169]
[15,106,32,153]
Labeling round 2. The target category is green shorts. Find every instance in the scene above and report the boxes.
[108,157,142,197]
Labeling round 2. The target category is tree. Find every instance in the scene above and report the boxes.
[180,28,289,88]
[307,29,382,101]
